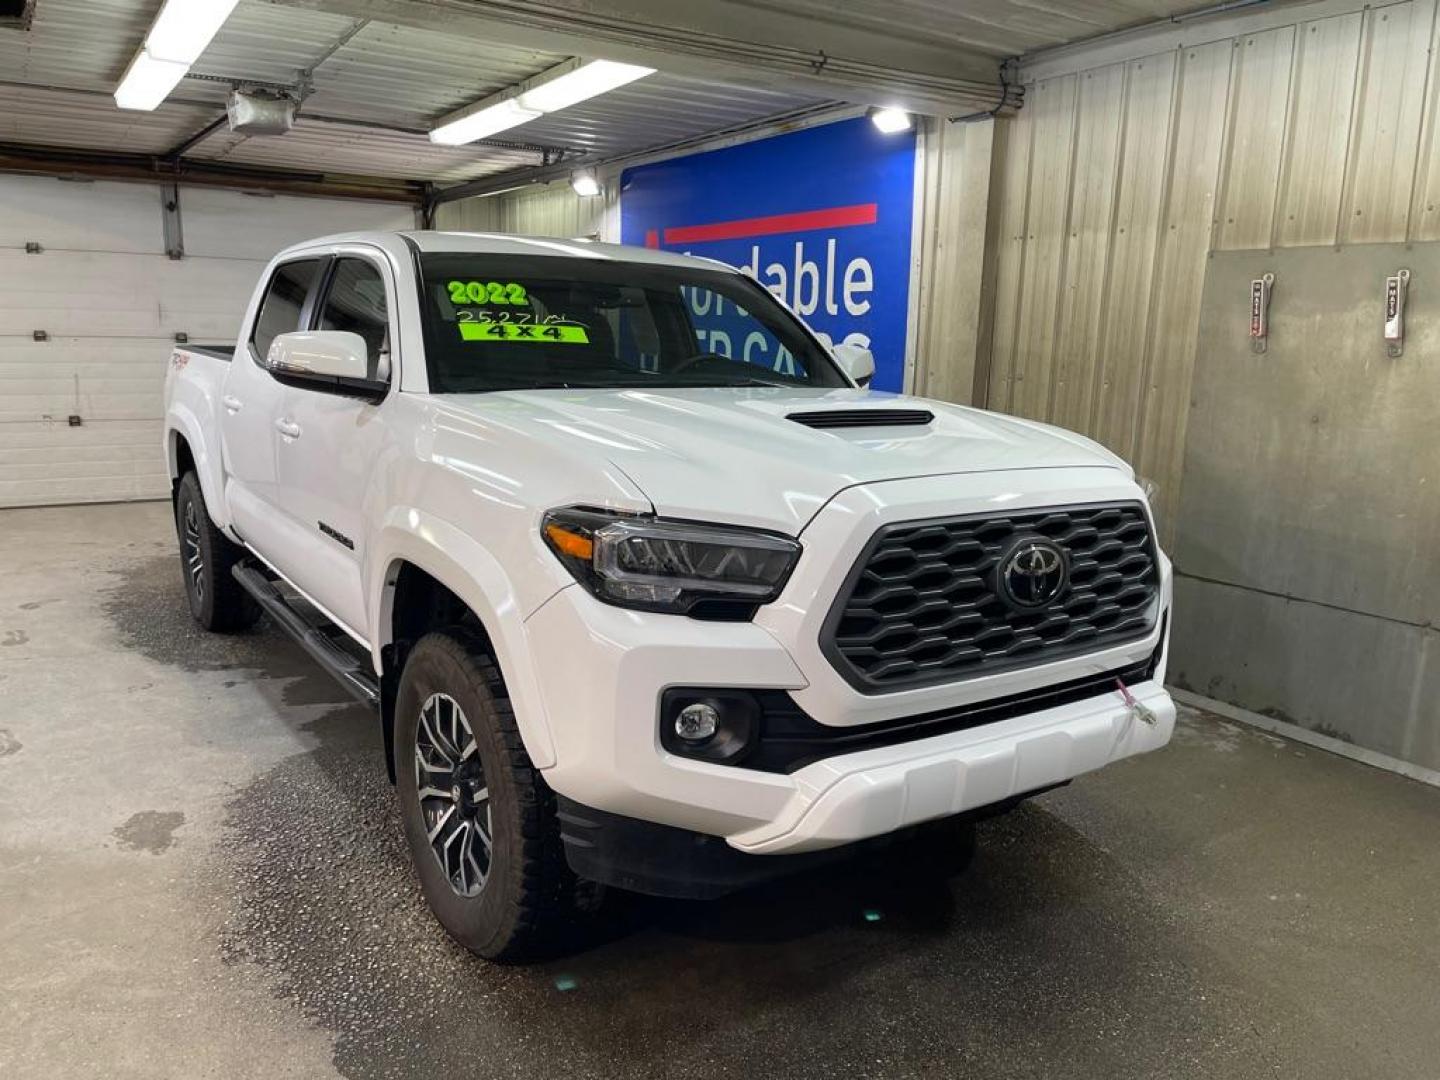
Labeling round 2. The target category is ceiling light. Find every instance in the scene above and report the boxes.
[519,60,655,114]
[146,0,241,64]
[430,98,543,146]
[113,0,240,111]
[430,57,657,146]
[114,50,190,111]
[571,171,601,198]
[869,107,912,134]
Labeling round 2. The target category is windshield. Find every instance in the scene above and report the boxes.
[417,253,848,392]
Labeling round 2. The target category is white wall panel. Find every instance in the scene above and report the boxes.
[180,188,417,259]
[0,176,164,255]
[0,175,420,508]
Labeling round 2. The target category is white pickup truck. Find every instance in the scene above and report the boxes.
[163,230,1174,960]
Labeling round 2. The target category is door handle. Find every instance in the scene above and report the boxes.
[274,418,302,439]
[222,395,242,413]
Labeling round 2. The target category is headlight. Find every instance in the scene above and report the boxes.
[541,508,801,617]
[1137,475,1160,503]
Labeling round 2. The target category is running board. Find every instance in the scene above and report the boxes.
[232,563,380,707]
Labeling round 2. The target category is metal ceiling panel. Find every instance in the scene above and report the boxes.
[732,0,1222,57]
[190,0,362,88]
[0,83,213,155]
[190,117,540,183]
[299,19,566,127]
[516,73,826,156]
[0,0,157,92]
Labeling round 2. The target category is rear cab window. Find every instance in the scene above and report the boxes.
[250,258,323,365]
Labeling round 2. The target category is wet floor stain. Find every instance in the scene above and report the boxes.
[2,629,28,647]
[101,554,353,708]
[114,810,187,854]
[0,729,20,757]
[214,713,1309,1080]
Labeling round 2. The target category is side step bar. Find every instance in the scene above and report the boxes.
[232,563,380,707]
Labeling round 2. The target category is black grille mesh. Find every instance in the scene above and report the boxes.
[825,503,1159,691]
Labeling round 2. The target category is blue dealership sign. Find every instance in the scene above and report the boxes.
[619,117,917,391]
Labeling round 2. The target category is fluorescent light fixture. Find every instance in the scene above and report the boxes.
[147,0,241,64]
[113,0,240,111]
[430,97,543,146]
[571,170,601,198]
[430,58,656,146]
[869,106,912,134]
[114,49,191,111]
[518,60,655,114]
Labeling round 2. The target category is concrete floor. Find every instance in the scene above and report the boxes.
[2,502,1438,1080]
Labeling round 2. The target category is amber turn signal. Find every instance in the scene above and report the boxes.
[544,522,594,561]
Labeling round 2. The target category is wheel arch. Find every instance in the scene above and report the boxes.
[165,405,231,533]
[370,513,559,779]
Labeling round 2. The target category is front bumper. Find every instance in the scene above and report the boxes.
[523,467,1174,857]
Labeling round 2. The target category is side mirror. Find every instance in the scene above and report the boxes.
[267,330,370,381]
[832,342,876,387]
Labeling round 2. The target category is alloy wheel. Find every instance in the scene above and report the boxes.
[183,500,204,602]
[415,692,492,898]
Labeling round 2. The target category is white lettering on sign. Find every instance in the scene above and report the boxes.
[735,240,876,319]
[679,235,880,374]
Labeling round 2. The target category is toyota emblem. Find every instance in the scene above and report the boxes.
[998,537,1069,609]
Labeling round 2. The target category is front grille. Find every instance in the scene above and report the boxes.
[824,502,1160,692]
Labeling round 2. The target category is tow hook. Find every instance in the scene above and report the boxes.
[1115,678,1157,726]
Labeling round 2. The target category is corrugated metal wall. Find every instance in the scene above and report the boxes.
[988,0,1440,539]
[435,179,619,240]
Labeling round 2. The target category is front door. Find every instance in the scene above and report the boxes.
[274,254,396,640]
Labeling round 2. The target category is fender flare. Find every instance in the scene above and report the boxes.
[164,403,234,535]
[369,508,558,770]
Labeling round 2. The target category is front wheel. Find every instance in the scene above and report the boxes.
[174,471,259,632]
[394,630,578,962]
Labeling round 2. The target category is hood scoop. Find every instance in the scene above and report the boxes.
[786,408,934,430]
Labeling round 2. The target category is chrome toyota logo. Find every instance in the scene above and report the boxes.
[998,537,1069,609]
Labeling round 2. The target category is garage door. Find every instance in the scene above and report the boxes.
[0,174,415,508]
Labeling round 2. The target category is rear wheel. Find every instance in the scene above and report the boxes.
[394,629,578,961]
[175,471,259,632]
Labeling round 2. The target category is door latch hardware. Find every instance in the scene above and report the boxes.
[1249,272,1274,354]
[1384,269,1409,358]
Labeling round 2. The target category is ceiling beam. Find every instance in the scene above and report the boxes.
[276,0,1013,116]
[0,140,427,203]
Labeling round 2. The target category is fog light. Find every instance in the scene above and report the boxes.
[675,702,720,742]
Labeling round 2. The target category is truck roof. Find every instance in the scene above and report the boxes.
[280,229,739,273]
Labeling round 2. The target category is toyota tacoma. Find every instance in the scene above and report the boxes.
[162,230,1174,960]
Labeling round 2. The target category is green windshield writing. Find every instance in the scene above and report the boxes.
[458,321,590,344]
[447,280,528,305]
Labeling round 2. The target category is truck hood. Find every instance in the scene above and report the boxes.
[445,386,1129,533]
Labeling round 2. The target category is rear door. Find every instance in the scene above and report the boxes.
[220,257,324,556]
[274,252,396,639]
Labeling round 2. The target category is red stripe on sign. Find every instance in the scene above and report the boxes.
[644,228,659,249]
[662,203,877,245]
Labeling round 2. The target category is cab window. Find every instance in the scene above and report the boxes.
[316,258,391,380]
[250,258,322,365]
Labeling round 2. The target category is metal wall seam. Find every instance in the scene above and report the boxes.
[1273,12,1364,248]
[1405,0,1440,240]
[1337,0,1433,244]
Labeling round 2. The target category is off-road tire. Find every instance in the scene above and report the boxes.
[175,471,260,632]
[394,629,577,962]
